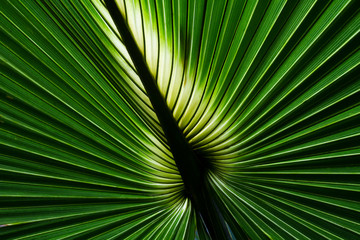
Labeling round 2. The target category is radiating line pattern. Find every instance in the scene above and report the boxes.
[0,0,359,239]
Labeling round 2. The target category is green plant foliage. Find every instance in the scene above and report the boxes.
[1,0,359,239]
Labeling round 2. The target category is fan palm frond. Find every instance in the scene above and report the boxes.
[1,0,359,239]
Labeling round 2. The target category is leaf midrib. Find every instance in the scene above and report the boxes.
[104,1,233,239]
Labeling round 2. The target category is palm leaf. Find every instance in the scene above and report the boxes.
[1,0,359,239]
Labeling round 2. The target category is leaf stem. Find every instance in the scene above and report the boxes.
[104,1,232,239]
